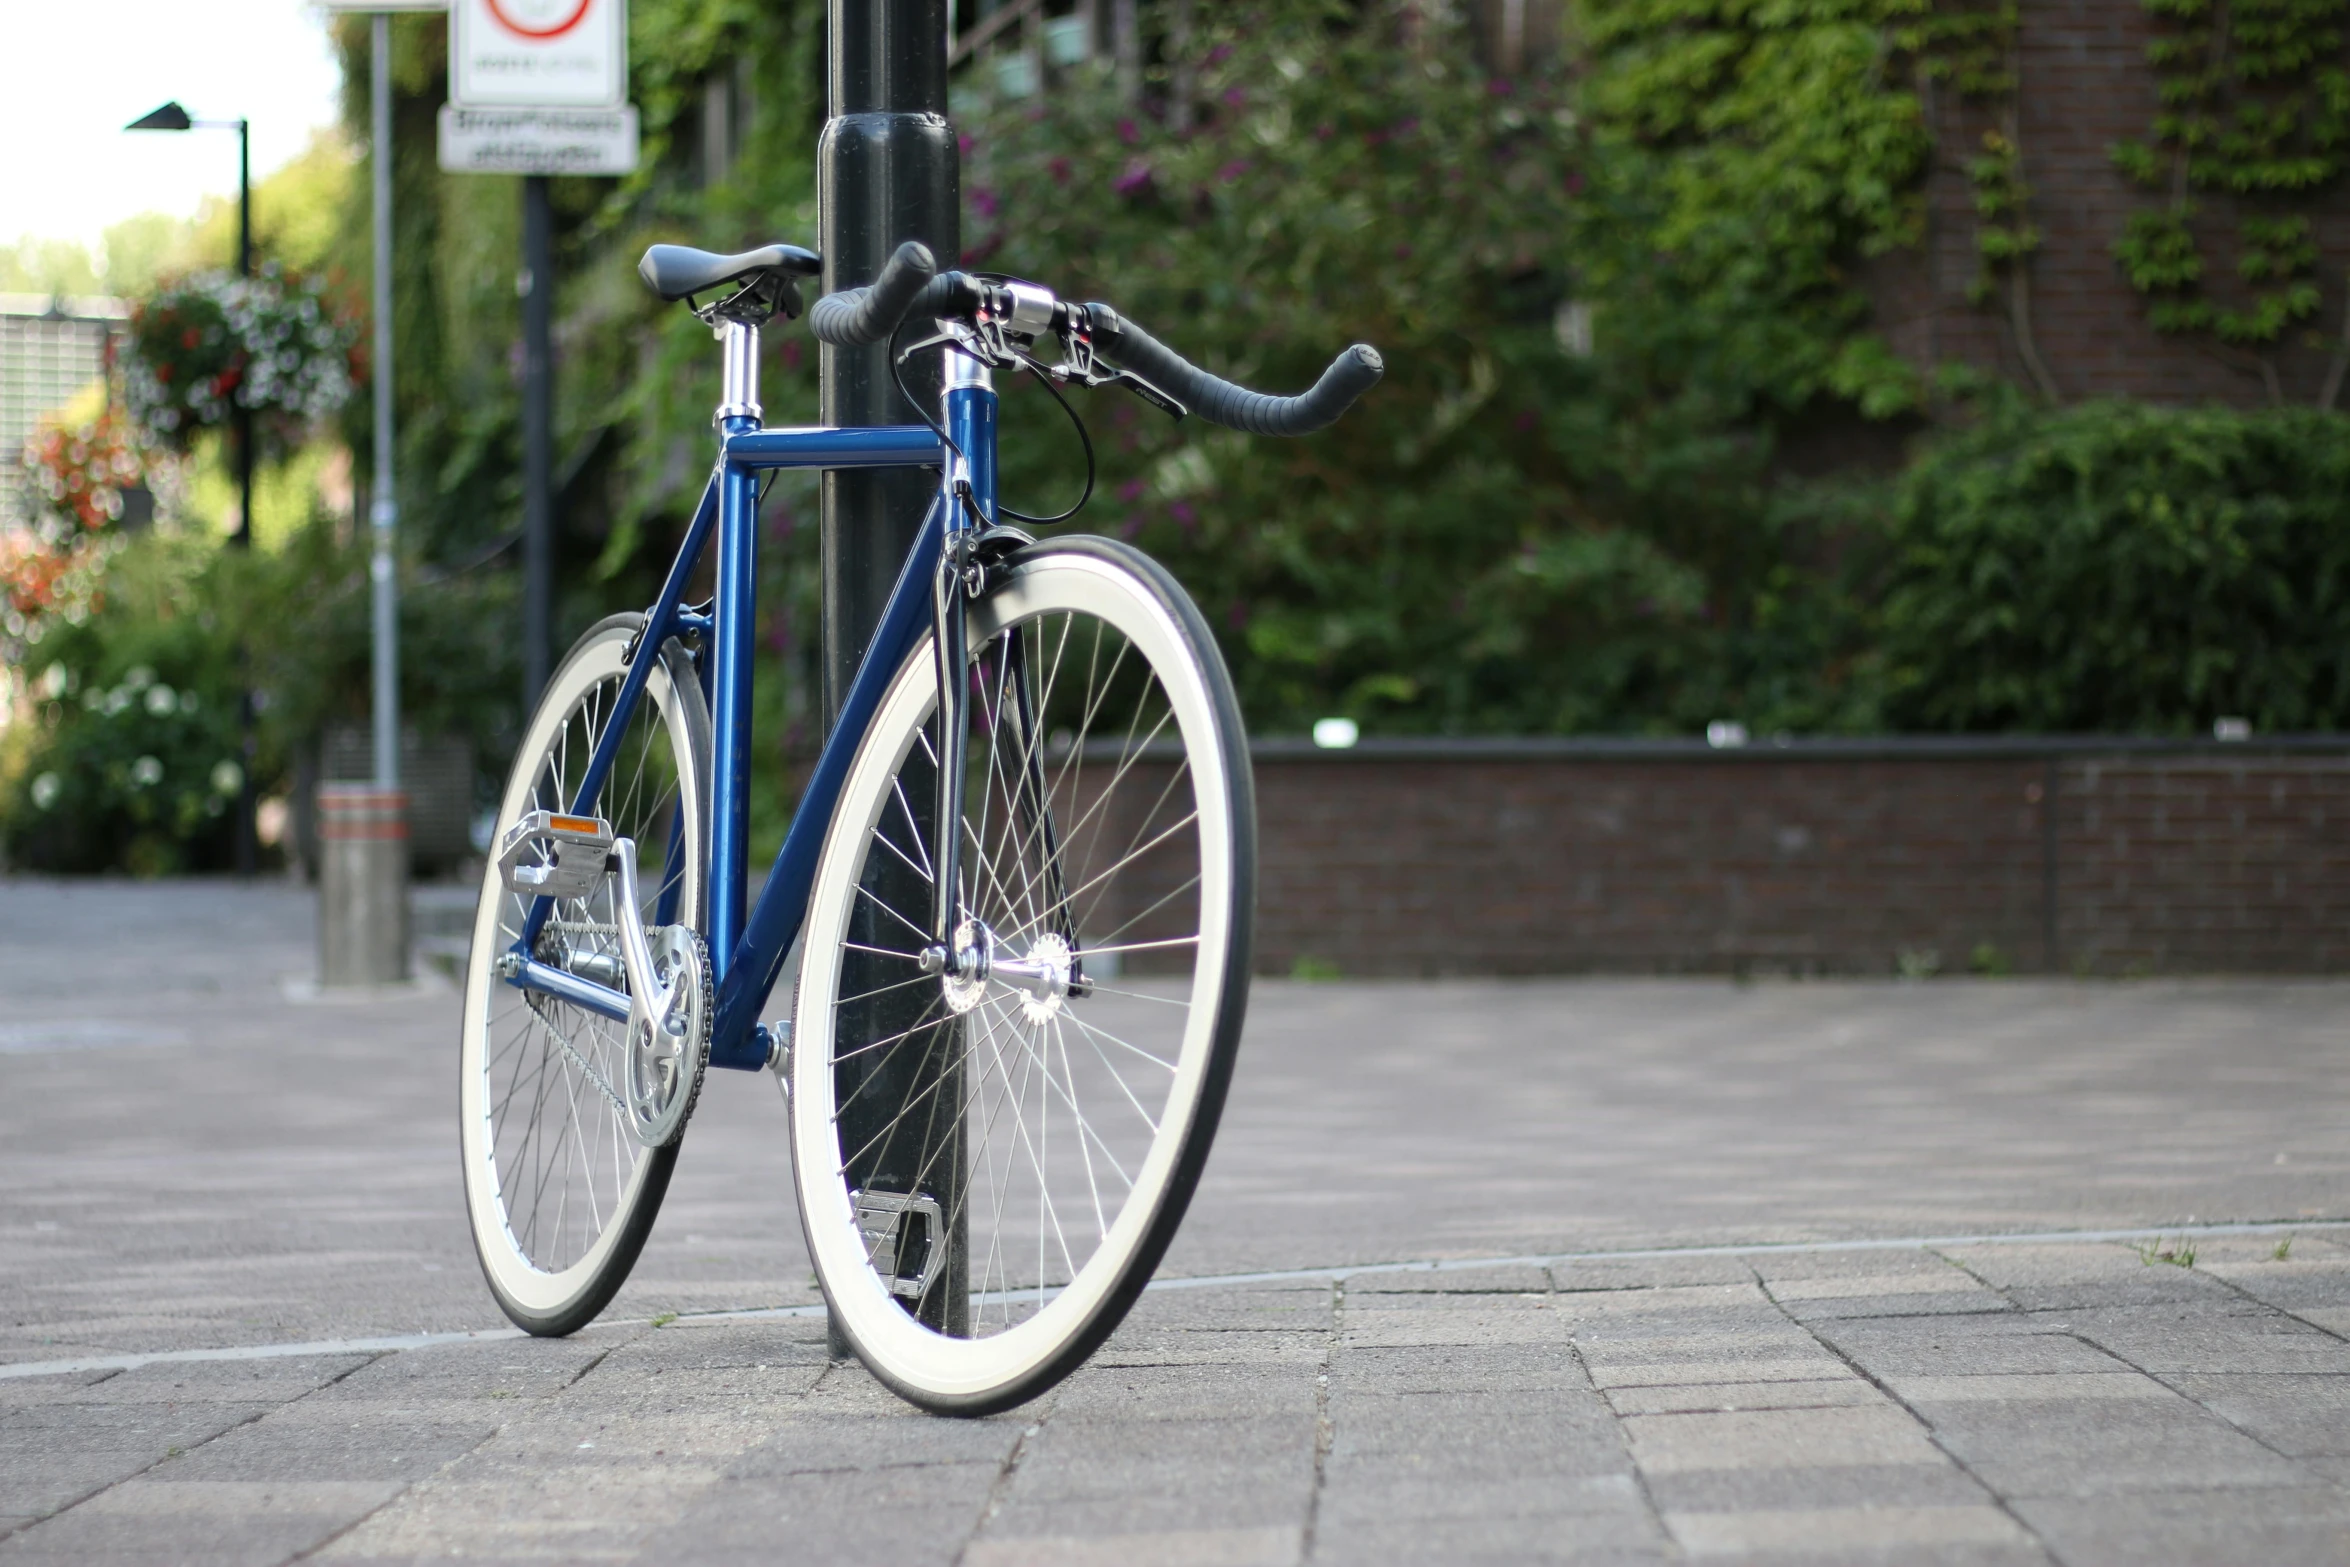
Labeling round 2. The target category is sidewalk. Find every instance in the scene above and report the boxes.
[1,879,2345,1563]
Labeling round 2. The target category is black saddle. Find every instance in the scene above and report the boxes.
[638,243,822,320]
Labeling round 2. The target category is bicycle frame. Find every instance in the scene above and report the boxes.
[502,329,1000,1074]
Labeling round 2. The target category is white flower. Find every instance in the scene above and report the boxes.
[209,759,243,796]
[38,665,68,700]
[122,665,154,691]
[130,755,164,788]
[145,684,177,716]
[179,689,201,715]
[29,772,61,810]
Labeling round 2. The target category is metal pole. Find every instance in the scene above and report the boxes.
[819,0,962,1346]
[234,116,257,876]
[521,175,554,709]
[371,13,400,794]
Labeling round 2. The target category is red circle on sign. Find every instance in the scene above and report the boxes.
[485,0,593,39]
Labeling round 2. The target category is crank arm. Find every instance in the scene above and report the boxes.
[610,838,684,1039]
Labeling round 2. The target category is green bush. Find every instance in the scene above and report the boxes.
[1876,398,2350,733]
[4,537,249,874]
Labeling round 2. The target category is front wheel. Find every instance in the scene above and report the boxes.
[792,536,1255,1414]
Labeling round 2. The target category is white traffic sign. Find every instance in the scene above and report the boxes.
[450,0,626,107]
[437,104,640,174]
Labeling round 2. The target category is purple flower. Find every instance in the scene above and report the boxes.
[1393,116,1420,136]
[1114,159,1153,196]
[1117,117,1140,144]
[1487,77,1514,96]
[958,133,974,155]
[972,186,1000,219]
[1315,121,1336,141]
[1394,242,1413,260]
[1120,513,1144,539]
[1566,171,1586,194]
[1169,501,1198,530]
[1049,155,1072,184]
[1222,86,1245,108]
[1206,44,1232,65]
[1216,159,1249,183]
[1117,478,1146,502]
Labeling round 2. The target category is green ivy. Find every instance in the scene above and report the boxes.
[2112,0,2350,386]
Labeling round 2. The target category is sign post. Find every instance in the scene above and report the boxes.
[318,0,444,987]
[438,0,638,705]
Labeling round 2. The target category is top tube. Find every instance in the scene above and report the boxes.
[724,425,947,471]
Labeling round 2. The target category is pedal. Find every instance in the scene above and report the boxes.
[497,810,615,900]
[852,1190,946,1300]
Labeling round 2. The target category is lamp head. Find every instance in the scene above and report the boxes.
[127,101,194,132]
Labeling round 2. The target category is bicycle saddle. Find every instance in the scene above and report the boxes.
[638,243,821,303]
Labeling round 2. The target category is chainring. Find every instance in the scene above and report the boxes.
[627,925,711,1149]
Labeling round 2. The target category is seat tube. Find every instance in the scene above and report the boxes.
[708,319,763,977]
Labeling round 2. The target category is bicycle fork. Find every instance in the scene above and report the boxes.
[920,349,1084,999]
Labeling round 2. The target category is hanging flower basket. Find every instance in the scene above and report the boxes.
[123,266,358,456]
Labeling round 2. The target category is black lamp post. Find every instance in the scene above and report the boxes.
[127,102,253,549]
[129,100,259,875]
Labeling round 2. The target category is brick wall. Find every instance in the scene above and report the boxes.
[1867,0,2350,408]
[1248,738,2350,976]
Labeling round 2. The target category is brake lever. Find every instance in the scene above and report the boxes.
[897,305,1190,421]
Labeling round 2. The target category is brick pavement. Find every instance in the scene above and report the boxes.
[2,878,2347,1563]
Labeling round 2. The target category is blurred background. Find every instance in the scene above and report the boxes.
[3,0,2346,974]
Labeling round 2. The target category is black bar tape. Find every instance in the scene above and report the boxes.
[808,241,938,347]
[1091,311,1384,436]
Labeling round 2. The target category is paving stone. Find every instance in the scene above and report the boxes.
[1312,1506,1672,1565]
[1581,1357,1855,1390]
[1001,1409,1316,1503]
[2011,1486,2350,1567]
[1333,1342,1593,1394]
[1339,1308,1571,1350]
[1664,1502,2034,1557]
[1345,1265,1553,1294]
[1919,1396,2315,1497]
[1605,1379,1882,1417]
[1814,1318,2128,1377]
[1316,1471,1645,1525]
[1547,1257,1762,1293]
[1622,1405,1945,1475]
[1641,1461,1996,1515]
[2162,1372,2350,1457]
[968,1523,1300,1566]
[1886,1372,2175,1404]
[2063,1305,2350,1375]
[0,1401,281,1519]
[158,1403,500,1482]
[0,1478,402,1566]
[605,1466,998,1567]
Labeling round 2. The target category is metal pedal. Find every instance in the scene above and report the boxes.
[497,810,615,900]
[852,1190,946,1301]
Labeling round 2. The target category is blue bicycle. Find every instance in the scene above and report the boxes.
[457,237,1380,1413]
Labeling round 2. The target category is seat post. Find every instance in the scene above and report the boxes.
[716,319,761,426]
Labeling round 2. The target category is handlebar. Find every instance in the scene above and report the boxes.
[807,240,1383,437]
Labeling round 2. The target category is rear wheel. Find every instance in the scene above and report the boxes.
[459,614,711,1336]
[792,537,1255,1414]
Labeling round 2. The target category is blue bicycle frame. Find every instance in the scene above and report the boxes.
[501,348,999,1075]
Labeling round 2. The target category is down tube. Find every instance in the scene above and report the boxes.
[706,491,948,1068]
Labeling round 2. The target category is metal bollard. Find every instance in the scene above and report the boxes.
[317,784,409,986]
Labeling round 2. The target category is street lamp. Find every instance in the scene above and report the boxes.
[126,101,253,548]
[127,99,259,876]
